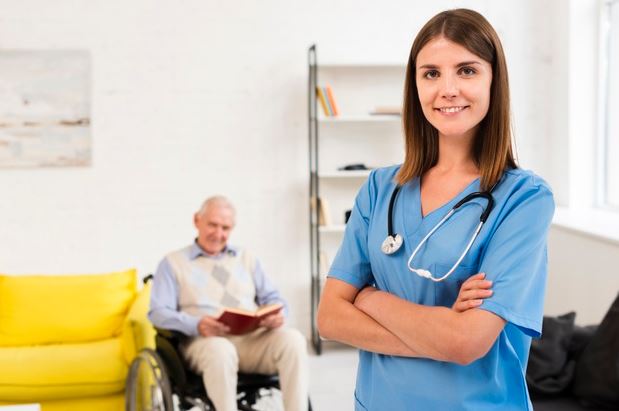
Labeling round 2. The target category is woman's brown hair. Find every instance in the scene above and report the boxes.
[396,8,517,191]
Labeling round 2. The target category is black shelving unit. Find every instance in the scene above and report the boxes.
[307,45,405,355]
[307,44,321,355]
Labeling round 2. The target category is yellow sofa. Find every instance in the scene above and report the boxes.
[0,269,154,411]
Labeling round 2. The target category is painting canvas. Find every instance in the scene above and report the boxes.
[0,50,91,167]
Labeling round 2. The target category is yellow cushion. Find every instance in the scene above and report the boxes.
[121,281,156,363]
[0,337,127,401]
[0,269,137,346]
[0,393,123,411]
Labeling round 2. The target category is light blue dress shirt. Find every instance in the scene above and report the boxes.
[149,242,287,337]
[329,165,555,411]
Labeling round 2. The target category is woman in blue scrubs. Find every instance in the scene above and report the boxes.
[317,8,555,411]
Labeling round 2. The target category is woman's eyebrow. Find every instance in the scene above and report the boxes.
[456,61,482,67]
[418,61,483,69]
[418,64,439,69]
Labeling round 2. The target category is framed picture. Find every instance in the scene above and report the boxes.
[0,50,91,167]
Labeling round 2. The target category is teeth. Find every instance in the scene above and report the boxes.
[439,106,465,113]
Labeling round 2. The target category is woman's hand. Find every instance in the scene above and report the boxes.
[452,273,493,313]
[354,285,379,313]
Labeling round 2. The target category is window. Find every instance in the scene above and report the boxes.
[600,0,619,209]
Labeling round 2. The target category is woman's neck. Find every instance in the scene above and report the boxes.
[433,133,478,176]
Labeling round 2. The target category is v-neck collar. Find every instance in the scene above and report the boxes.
[418,176,480,220]
[402,177,481,240]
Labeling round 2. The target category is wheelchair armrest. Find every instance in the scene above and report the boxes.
[154,328,192,388]
[155,327,190,343]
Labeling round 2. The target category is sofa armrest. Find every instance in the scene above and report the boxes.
[121,282,156,364]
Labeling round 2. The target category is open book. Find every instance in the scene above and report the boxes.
[217,303,284,335]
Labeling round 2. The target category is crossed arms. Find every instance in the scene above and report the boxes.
[317,273,505,365]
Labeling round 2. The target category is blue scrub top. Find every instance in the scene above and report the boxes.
[328,165,555,411]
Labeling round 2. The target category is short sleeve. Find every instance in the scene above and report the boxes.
[478,183,555,338]
[327,171,376,289]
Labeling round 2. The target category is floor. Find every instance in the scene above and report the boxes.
[308,341,358,411]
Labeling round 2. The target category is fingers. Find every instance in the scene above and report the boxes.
[453,298,484,313]
[198,316,230,336]
[460,273,492,291]
[463,272,486,282]
[459,288,493,301]
[260,313,284,329]
[452,273,494,313]
[215,322,231,335]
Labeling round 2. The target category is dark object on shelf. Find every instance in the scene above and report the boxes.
[344,210,352,223]
[338,163,369,171]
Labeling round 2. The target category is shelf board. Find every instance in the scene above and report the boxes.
[319,170,371,179]
[319,225,346,233]
[319,115,401,123]
[318,63,406,69]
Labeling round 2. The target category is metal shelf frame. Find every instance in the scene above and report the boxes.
[307,44,322,354]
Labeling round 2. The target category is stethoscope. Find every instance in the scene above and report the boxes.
[380,183,495,282]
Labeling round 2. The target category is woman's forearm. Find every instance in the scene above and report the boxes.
[318,298,420,357]
[317,285,421,357]
[355,289,504,365]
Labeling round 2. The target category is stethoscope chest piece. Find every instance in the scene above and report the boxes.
[381,233,403,255]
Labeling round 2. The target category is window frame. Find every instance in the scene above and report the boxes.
[598,0,619,210]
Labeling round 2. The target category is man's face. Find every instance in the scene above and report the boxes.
[194,204,235,255]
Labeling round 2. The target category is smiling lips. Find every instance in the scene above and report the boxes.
[436,106,469,114]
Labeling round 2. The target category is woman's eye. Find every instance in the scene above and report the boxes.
[459,67,476,76]
[423,70,439,79]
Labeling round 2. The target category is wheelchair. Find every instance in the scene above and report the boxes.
[126,327,311,411]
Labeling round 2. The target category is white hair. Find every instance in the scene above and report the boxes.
[197,195,236,217]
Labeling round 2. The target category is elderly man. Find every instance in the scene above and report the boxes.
[149,196,308,411]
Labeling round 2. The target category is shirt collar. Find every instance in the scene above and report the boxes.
[190,240,237,260]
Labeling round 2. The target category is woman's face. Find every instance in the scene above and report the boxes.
[416,36,492,142]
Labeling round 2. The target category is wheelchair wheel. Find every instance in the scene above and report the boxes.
[126,348,174,411]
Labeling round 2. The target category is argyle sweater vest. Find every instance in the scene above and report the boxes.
[166,246,258,317]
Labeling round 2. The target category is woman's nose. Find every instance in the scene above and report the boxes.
[439,74,459,99]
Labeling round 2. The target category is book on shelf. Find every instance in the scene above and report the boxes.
[316,87,331,116]
[325,85,340,116]
[317,197,333,226]
[217,303,284,335]
[315,85,339,117]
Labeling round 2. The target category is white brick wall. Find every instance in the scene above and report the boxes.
[2,0,610,332]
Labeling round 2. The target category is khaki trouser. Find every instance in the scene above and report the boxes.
[182,327,309,411]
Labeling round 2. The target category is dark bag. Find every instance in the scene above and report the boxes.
[572,293,619,409]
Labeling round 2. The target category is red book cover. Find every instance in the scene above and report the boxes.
[217,303,284,335]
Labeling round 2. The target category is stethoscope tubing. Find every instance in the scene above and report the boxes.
[384,182,496,282]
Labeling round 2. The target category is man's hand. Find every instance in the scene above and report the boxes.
[452,273,493,313]
[259,311,285,329]
[197,315,230,337]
